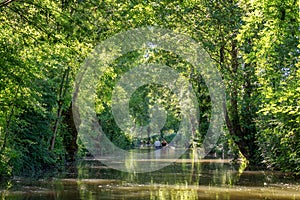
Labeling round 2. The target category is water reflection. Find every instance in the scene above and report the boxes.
[0,150,299,200]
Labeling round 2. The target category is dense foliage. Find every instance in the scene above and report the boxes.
[0,0,299,177]
[238,0,299,172]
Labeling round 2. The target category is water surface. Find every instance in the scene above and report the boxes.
[1,150,299,200]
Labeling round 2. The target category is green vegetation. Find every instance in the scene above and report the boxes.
[0,0,299,177]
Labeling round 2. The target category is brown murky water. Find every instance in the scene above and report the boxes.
[1,150,299,199]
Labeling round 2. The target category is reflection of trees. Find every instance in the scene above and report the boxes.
[74,150,245,185]
[150,187,198,200]
[68,146,248,199]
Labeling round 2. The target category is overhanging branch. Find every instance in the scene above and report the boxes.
[0,0,16,8]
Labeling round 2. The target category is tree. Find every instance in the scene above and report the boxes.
[238,0,299,173]
[0,0,90,174]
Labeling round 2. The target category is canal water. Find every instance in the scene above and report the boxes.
[0,149,299,200]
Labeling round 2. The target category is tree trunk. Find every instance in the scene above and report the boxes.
[223,40,259,164]
[50,67,70,150]
[0,85,20,153]
[62,102,78,162]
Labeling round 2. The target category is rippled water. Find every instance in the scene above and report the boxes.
[1,150,299,200]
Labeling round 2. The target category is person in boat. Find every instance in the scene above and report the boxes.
[161,139,168,147]
[146,139,151,147]
[154,138,161,149]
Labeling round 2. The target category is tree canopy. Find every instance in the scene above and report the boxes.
[0,0,299,176]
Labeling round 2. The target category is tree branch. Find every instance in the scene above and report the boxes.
[0,0,16,8]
